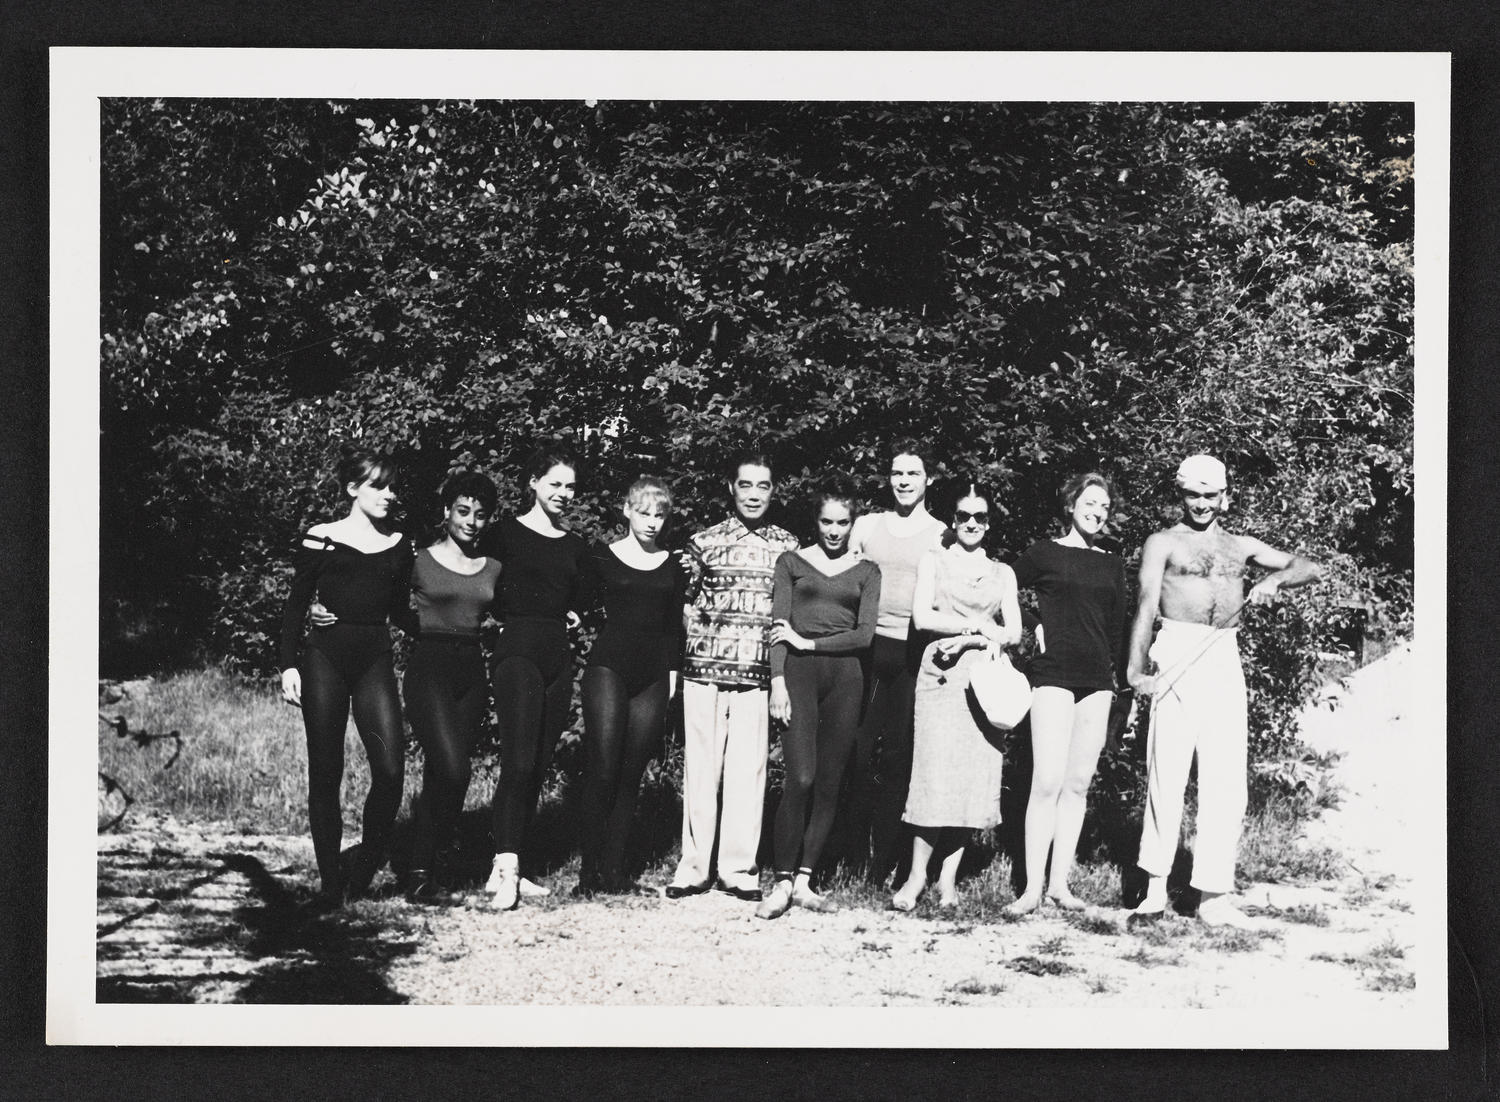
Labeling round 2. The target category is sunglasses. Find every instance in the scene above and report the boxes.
[954,509,990,525]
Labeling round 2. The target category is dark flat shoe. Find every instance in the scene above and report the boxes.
[665,881,711,900]
[714,879,763,903]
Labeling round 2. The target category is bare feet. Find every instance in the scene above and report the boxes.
[889,881,925,913]
[1197,895,1267,930]
[1046,888,1087,912]
[1005,892,1043,916]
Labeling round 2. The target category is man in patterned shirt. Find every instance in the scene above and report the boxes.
[667,451,799,902]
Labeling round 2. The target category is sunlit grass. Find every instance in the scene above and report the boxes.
[100,667,1349,929]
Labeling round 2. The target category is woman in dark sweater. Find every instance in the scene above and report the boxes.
[758,486,882,919]
[1006,472,1127,914]
[482,446,590,910]
[279,443,413,906]
[575,476,686,896]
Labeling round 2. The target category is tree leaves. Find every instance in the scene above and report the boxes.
[101,100,1413,786]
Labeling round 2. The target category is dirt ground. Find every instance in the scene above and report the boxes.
[96,646,1419,1009]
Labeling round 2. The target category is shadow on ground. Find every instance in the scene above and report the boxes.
[97,843,419,1003]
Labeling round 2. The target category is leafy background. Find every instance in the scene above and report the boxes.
[100,99,1414,816]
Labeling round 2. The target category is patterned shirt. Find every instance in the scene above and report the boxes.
[682,515,799,689]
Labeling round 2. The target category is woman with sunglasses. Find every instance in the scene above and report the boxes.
[1006,472,1126,914]
[891,484,1021,912]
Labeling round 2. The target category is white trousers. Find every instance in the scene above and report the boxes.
[672,679,768,892]
[1137,619,1248,895]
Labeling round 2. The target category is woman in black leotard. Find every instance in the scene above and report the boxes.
[401,470,502,904]
[481,446,589,910]
[758,485,882,920]
[280,443,414,905]
[1005,472,1126,916]
[574,476,686,897]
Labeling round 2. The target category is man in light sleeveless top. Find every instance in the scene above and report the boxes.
[844,442,946,886]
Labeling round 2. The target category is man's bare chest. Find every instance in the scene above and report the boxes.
[1164,534,1246,581]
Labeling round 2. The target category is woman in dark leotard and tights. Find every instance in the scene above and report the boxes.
[481,446,589,910]
[280,443,414,906]
[401,471,502,904]
[1005,472,1126,915]
[757,485,882,920]
[574,476,686,897]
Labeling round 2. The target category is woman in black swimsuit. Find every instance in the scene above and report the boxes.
[401,470,502,904]
[1005,472,1126,915]
[482,446,590,910]
[280,443,413,905]
[574,476,685,896]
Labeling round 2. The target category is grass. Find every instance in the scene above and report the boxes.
[1309,934,1414,994]
[1066,912,1123,936]
[1277,903,1332,927]
[100,668,336,835]
[1006,955,1080,978]
[100,667,1350,932]
[950,977,1007,996]
[1236,797,1347,884]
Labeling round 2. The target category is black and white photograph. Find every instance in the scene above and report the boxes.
[49,49,1447,1048]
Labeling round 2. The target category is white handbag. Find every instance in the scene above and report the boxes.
[966,647,1032,730]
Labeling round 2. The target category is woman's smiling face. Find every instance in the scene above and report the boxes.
[953,494,990,548]
[530,464,576,518]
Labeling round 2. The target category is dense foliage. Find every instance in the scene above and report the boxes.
[101,98,1414,801]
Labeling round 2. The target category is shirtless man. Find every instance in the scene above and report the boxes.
[1126,454,1322,928]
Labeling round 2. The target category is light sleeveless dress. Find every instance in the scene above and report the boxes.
[902,547,1011,829]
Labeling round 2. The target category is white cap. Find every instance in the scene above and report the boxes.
[1175,454,1227,492]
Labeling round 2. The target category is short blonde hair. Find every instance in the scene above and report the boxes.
[624,475,673,514]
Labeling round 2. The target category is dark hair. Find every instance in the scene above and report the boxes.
[1059,472,1114,522]
[887,438,934,475]
[950,479,991,511]
[336,441,398,491]
[938,480,992,547]
[811,478,860,521]
[727,449,774,482]
[440,469,499,513]
[522,444,579,484]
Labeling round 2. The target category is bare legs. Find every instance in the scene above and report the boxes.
[1008,686,1112,914]
[891,826,965,910]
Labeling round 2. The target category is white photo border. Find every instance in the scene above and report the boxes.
[50,47,1450,1048]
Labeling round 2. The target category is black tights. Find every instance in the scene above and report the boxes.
[490,653,573,863]
[848,634,919,883]
[578,666,669,886]
[773,652,863,878]
[300,627,405,892]
[404,638,487,870]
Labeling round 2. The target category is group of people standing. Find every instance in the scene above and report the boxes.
[279,438,1320,929]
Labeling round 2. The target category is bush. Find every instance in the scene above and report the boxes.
[101,99,1414,821]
